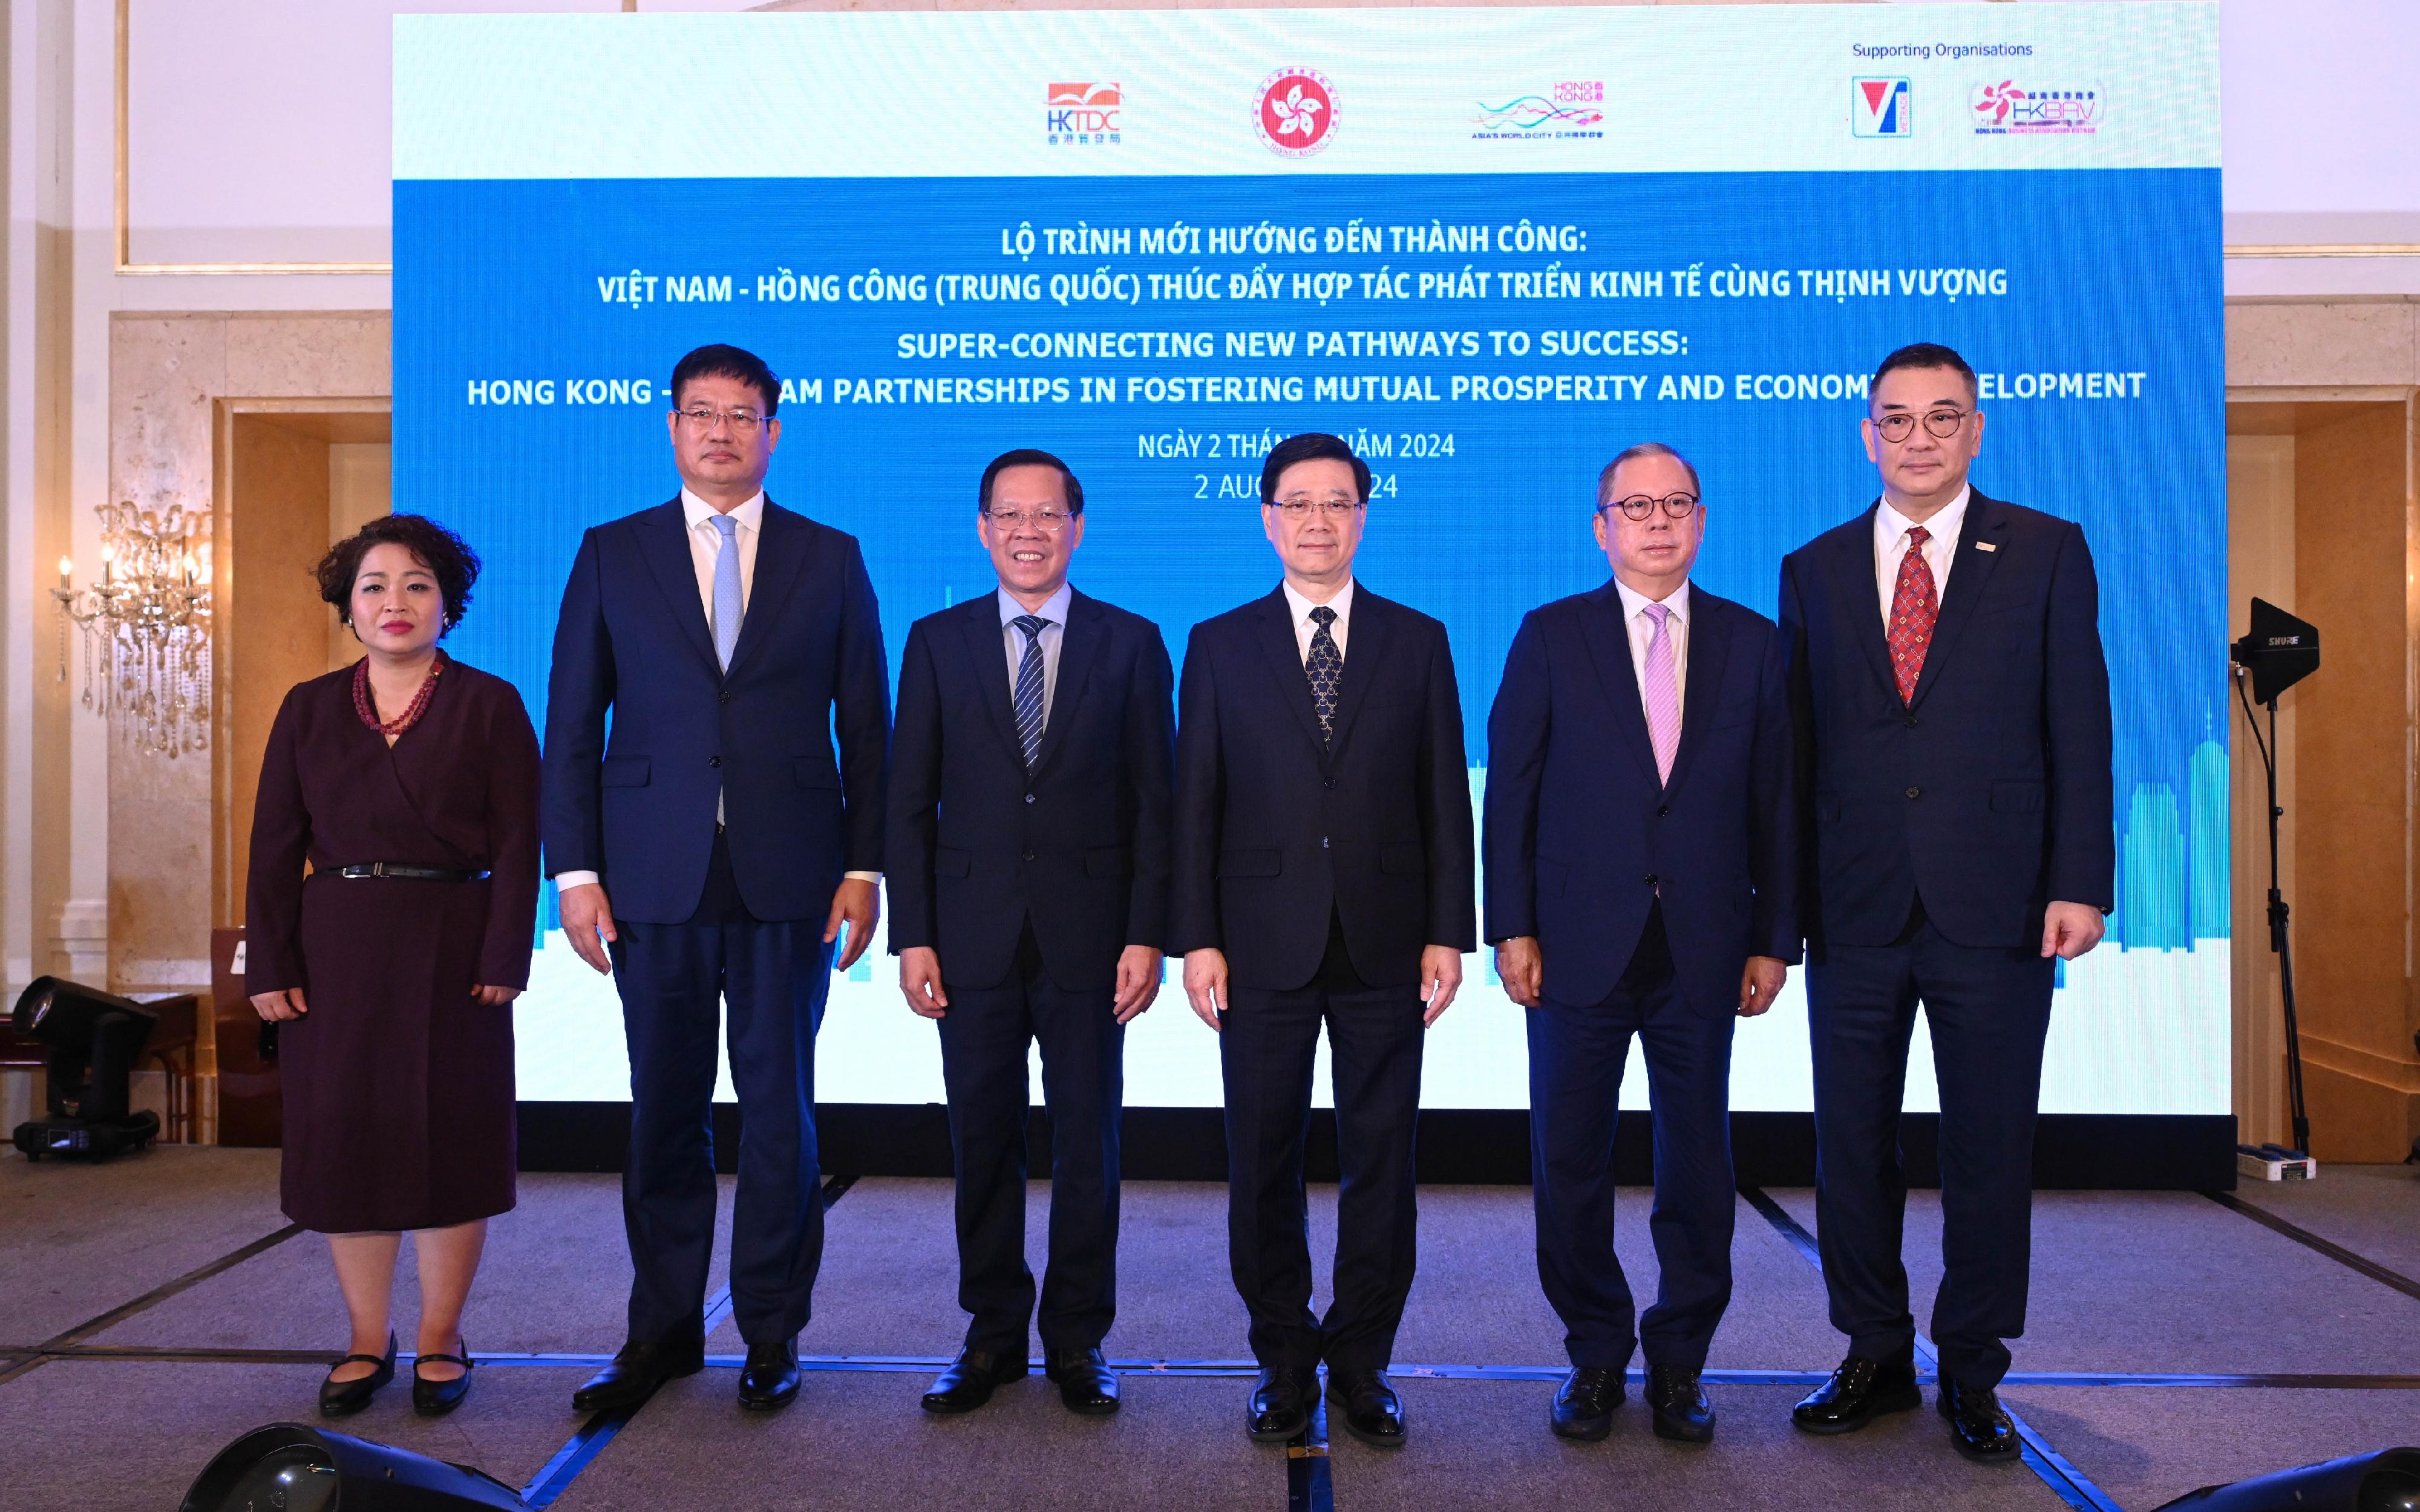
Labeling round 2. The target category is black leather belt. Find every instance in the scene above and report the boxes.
[332,863,489,882]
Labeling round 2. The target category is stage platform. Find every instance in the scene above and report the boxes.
[4,1149,2417,1510]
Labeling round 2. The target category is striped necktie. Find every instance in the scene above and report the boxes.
[1011,614,1051,769]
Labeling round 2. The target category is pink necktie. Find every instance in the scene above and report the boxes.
[1643,601,1679,784]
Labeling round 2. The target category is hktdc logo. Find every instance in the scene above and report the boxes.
[1255,68,1338,157]
[1047,82,1122,146]
[1851,77,1912,137]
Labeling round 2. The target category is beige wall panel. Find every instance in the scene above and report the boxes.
[2225,431,2295,1148]
[327,443,393,672]
[224,314,391,400]
[2227,302,2419,389]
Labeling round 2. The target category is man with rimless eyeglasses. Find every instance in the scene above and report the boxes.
[544,344,891,1416]
[1779,343,2111,1463]
[1171,432,1474,1448]
[1483,443,1797,1445]
[886,449,1176,1419]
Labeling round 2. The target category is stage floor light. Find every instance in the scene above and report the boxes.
[180,1423,528,1512]
[2152,1447,2420,1511]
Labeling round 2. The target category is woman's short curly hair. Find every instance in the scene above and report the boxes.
[315,514,482,634]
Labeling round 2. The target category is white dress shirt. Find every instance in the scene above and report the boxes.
[1612,577,1690,723]
[998,582,1073,728]
[556,487,879,895]
[1280,577,1355,664]
[1873,484,1971,633]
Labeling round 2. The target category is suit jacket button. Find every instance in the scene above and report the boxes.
[1323,777,1335,789]
[1322,836,1330,849]
[1656,804,1672,817]
[1903,713,1918,728]
[1021,848,1036,862]
[1024,793,1035,804]
[708,755,722,769]
[1643,872,1658,887]
[719,691,733,705]
[1905,786,1920,799]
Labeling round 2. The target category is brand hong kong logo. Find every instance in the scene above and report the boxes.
[1255,68,1338,157]
[1970,79,2102,134]
[1851,77,1912,137]
[1471,81,1606,141]
[1047,82,1122,146]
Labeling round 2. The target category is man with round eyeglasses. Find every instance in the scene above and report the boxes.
[1779,342,2113,1462]
[1484,442,1797,1445]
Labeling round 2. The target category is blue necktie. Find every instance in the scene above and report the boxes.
[1012,614,1051,769]
[711,513,742,671]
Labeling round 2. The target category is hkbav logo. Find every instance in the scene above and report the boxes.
[1471,81,1606,142]
[1851,77,1912,138]
[1047,82,1122,146]
[1970,79,2102,135]
[1255,68,1338,158]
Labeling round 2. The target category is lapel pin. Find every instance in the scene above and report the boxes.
[1975,541,1998,553]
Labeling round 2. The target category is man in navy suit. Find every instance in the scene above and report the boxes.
[1172,432,1476,1450]
[1780,343,2112,1461]
[887,449,1175,1419]
[544,344,890,1414]
[1485,443,1797,1445]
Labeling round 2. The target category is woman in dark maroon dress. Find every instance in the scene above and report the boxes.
[246,514,539,1419]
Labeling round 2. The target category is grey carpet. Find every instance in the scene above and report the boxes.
[0,1357,580,1512]
[2235,1163,2420,1281]
[2004,1384,2420,1510]
[1765,1186,2420,1374]
[0,1145,287,1344]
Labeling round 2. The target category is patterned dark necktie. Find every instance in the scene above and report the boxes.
[1306,605,1342,747]
[1012,614,1051,769]
[1886,524,1938,704]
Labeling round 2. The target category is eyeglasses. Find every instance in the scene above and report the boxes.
[982,507,1072,532]
[1872,408,1969,443]
[676,407,767,434]
[1269,497,1365,519]
[1599,493,1701,521]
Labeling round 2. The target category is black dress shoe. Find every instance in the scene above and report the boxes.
[1246,1367,1317,1441]
[1549,1367,1624,1441]
[1938,1381,2020,1462]
[572,1341,705,1414]
[318,1333,396,1419]
[411,1345,474,1417]
[921,1349,1028,1415]
[1327,1369,1407,1448]
[1645,1365,1715,1444]
[1791,1352,1921,1435]
[738,1340,802,1412]
[1044,1348,1120,1416]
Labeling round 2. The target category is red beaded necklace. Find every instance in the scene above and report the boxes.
[354,653,445,737]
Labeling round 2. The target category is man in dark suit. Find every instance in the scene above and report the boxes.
[1172,431,1476,1449]
[1485,443,1797,1445]
[887,448,1175,1419]
[544,344,890,1414]
[1779,342,2112,1461]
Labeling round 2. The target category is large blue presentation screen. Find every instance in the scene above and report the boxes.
[394,4,2225,1113]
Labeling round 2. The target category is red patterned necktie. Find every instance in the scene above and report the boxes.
[1886,525,1937,703]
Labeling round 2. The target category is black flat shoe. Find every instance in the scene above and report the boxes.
[1646,1364,1715,1444]
[318,1334,396,1419]
[1791,1352,1921,1435]
[572,1340,705,1414]
[1938,1381,2020,1462]
[1044,1347,1120,1416]
[1327,1369,1407,1448]
[412,1346,474,1417]
[920,1349,1027,1415]
[1549,1367,1624,1441]
[738,1339,801,1412]
[1246,1367,1317,1441]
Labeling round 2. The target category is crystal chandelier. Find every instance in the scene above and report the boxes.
[54,499,213,758]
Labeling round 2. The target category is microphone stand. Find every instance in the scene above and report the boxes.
[2233,664,2310,1156]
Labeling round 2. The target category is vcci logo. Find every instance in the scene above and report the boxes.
[1851,77,1912,138]
[1970,79,2103,135]
[1254,68,1338,158]
[1047,82,1122,146]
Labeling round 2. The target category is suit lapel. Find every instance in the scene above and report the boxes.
[955,593,1023,762]
[1323,588,1391,761]
[637,499,719,674]
[1577,582,1663,788]
[1827,505,1899,700]
[1251,588,1332,760]
[1029,589,1103,777]
[1908,492,2010,711]
[1660,589,1733,800]
[725,499,811,679]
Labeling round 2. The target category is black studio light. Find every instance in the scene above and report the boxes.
[2153,1448,2420,1511]
[8,975,162,1159]
[180,1423,529,1512]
